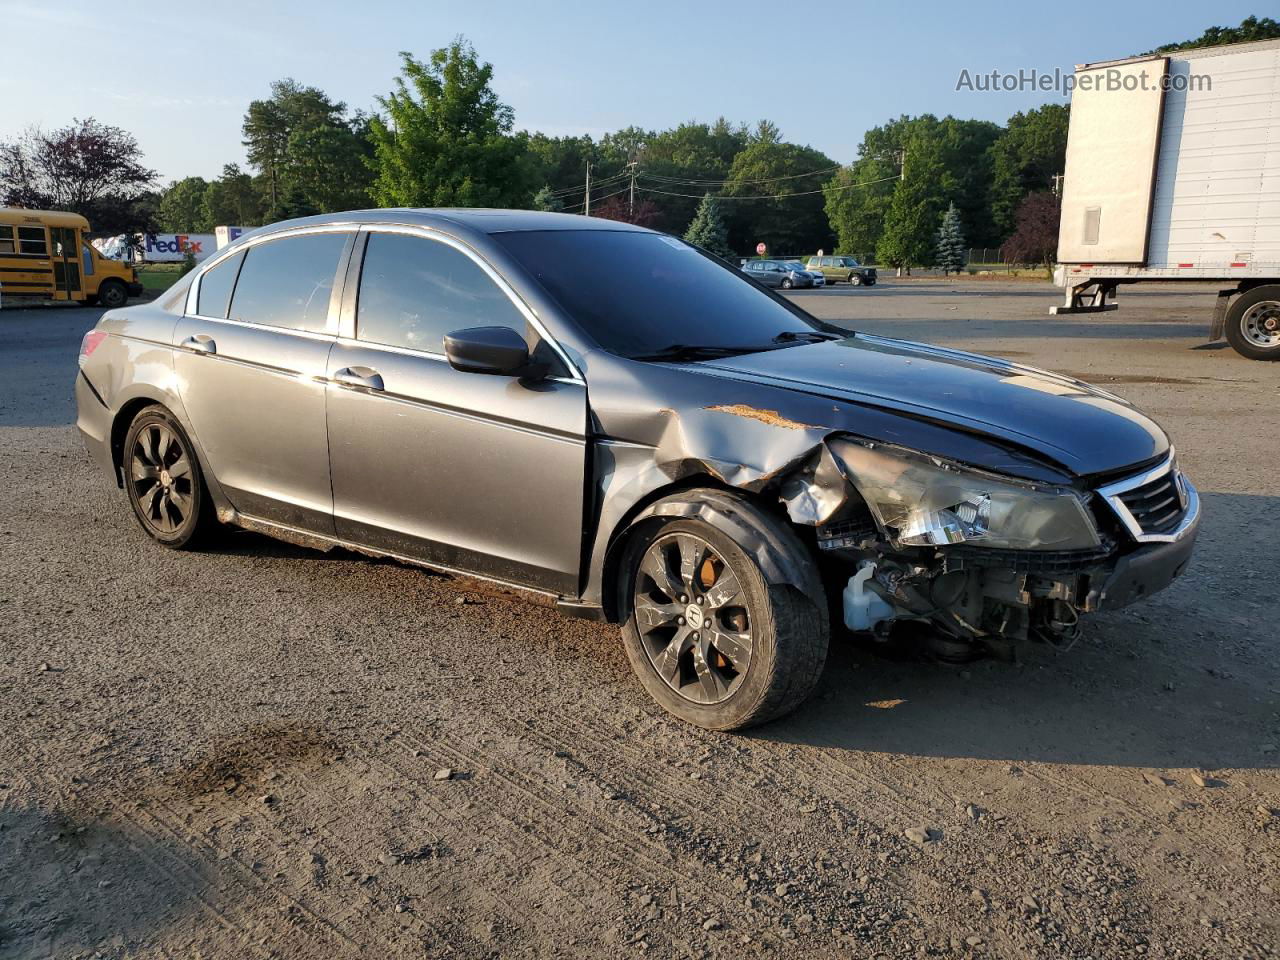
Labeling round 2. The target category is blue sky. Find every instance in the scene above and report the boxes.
[0,0,1265,182]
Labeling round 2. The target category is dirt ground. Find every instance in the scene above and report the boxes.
[1,279,1277,960]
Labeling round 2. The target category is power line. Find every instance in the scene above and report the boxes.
[639,163,845,187]
[636,173,901,202]
[542,169,629,198]
[561,184,632,213]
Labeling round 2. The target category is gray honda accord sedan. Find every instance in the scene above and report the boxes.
[75,209,1200,730]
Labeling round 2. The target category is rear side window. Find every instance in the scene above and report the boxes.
[356,232,526,353]
[196,251,244,318]
[18,226,47,256]
[228,233,348,333]
[0,226,14,254]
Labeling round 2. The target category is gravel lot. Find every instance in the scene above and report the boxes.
[2,279,1277,960]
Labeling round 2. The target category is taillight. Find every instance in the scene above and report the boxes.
[79,330,108,368]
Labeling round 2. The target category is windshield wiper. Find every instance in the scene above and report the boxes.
[772,330,844,344]
[630,343,763,362]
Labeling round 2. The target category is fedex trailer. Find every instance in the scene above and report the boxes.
[1052,38,1280,360]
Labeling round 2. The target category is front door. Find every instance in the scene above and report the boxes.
[325,229,588,595]
[49,227,82,301]
[173,230,352,534]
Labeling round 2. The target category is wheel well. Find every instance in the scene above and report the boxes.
[109,398,164,487]
[597,476,805,623]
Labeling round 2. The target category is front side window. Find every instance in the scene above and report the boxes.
[356,232,527,353]
[82,244,95,276]
[494,230,826,360]
[17,226,48,256]
[228,233,347,333]
[197,251,245,318]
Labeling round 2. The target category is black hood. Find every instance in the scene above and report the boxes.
[694,334,1169,478]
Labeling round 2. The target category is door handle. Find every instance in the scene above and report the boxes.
[333,366,384,391]
[180,335,216,355]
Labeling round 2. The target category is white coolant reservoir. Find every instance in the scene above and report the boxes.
[843,562,897,632]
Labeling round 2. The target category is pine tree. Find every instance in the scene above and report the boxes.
[935,202,967,275]
[532,185,563,212]
[683,193,734,259]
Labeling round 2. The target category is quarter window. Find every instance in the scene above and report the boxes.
[197,251,245,319]
[228,233,347,333]
[356,232,527,353]
[18,226,48,256]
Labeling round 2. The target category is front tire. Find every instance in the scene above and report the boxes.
[1225,286,1280,360]
[98,279,128,309]
[848,273,863,286]
[619,494,828,730]
[123,405,216,548]
[781,278,793,290]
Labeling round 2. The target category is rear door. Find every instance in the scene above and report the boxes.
[325,227,588,594]
[173,229,353,533]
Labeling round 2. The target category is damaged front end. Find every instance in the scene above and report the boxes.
[788,437,1200,656]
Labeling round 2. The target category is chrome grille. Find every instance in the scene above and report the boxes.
[1115,470,1184,534]
[1096,454,1197,544]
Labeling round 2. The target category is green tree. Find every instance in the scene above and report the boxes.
[243,79,371,216]
[826,114,1000,263]
[877,134,947,271]
[157,176,212,232]
[202,164,263,227]
[935,202,966,274]
[988,104,1068,239]
[722,125,836,254]
[368,39,535,208]
[531,185,564,212]
[683,193,734,259]
[1147,15,1280,54]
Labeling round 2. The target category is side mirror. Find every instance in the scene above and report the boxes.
[444,326,538,377]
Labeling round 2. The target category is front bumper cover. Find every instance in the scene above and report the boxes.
[1087,508,1200,610]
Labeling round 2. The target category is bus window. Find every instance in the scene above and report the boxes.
[17,226,48,256]
[0,226,15,254]
[82,243,96,276]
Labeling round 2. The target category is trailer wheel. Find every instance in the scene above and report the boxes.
[1225,285,1280,360]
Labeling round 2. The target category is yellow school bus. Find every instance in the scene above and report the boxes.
[0,208,143,308]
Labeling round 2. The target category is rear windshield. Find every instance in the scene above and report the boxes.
[493,230,825,359]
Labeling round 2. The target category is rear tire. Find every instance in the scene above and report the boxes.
[123,405,216,549]
[1225,286,1280,360]
[618,492,828,730]
[98,279,127,309]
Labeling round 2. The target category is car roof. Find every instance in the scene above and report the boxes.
[245,208,657,241]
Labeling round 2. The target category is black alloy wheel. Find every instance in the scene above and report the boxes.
[123,406,214,548]
[633,531,753,705]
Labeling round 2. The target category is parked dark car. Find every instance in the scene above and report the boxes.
[742,258,813,289]
[75,210,1200,730]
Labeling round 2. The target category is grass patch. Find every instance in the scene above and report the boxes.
[137,263,185,293]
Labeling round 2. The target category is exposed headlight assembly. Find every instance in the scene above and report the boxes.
[828,438,1101,551]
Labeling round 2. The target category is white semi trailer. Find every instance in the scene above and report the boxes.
[1052,38,1280,360]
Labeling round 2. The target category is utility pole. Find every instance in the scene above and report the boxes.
[627,160,637,218]
[584,161,592,216]
[1051,173,1064,197]
[898,149,906,181]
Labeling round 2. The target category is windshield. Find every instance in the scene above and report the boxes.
[782,262,807,271]
[494,230,831,360]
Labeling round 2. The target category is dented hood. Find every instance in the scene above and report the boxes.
[693,334,1169,478]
